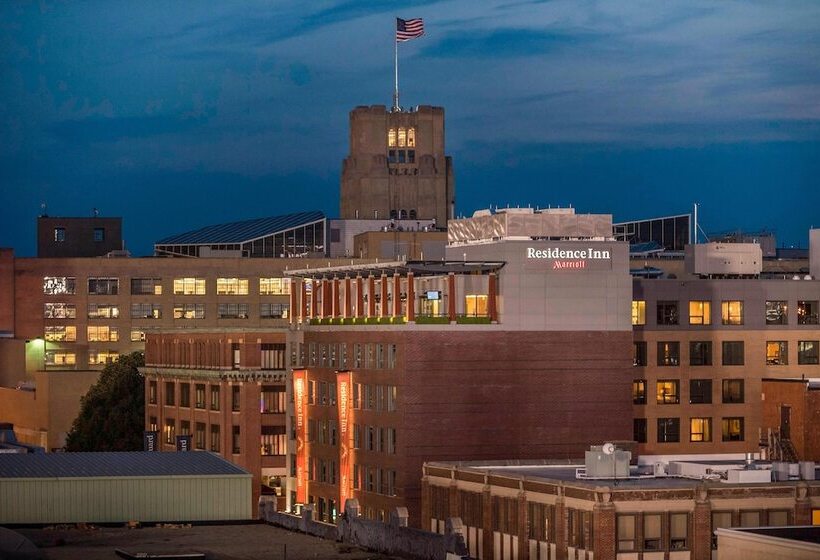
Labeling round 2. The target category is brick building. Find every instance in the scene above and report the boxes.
[761,378,820,462]
[284,208,634,525]
[141,330,289,507]
[37,215,123,258]
[422,458,820,560]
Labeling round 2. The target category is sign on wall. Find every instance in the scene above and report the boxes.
[293,369,308,504]
[337,371,352,513]
[524,246,613,271]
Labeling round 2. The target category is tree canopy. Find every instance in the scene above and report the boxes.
[65,352,145,451]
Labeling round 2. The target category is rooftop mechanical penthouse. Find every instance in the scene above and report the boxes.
[283,207,634,525]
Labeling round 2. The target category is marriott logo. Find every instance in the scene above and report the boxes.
[527,247,611,260]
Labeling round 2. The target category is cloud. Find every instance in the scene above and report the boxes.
[420,27,596,58]
[48,114,208,144]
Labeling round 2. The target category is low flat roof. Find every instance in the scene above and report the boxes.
[0,451,249,478]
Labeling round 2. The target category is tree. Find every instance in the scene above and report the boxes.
[65,352,145,451]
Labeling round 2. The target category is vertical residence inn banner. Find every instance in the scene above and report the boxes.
[336,371,352,512]
[293,369,308,504]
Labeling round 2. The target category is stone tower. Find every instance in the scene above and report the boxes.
[340,105,454,226]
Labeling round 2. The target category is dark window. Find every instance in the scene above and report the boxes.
[210,424,220,452]
[408,150,415,163]
[689,379,713,404]
[657,418,680,443]
[798,301,819,325]
[179,383,190,407]
[88,278,118,295]
[657,301,679,325]
[330,228,341,243]
[690,341,712,366]
[722,417,744,441]
[164,382,175,406]
[148,380,157,404]
[195,422,205,449]
[232,385,241,411]
[195,384,205,408]
[722,379,744,403]
[766,300,788,325]
[643,514,661,550]
[93,227,105,242]
[633,418,647,443]
[798,341,819,365]
[398,150,406,163]
[409,209,417,219]
[210,386,220,410]
[722,341,745,365]
[657,341,680,366]
[54,227,66,242]
[632,380,646,404]
[633,342,647,366]
[232,425,241,454]
[388,150,396,163]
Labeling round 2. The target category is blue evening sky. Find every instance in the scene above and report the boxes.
[1,0,818,256]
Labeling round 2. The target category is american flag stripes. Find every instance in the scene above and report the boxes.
[396,18,424,42]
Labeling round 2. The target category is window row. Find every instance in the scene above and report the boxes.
[300,342,398,369]
[634,416,745,443]
[304,380,398,412]
[149,416,223,452]
[43,276,291,296]
[45,325,120,342]
[353,424,397,454]
[52,226,106,244]
[617,512,690,552]
[352,464,398,497]
[149,381,247,412]
[128,303,289,319]
[387,127,416,148]
[632,300,819,326]
[635,340,819,366]
[42,349,117,366]
[633,378,745,405]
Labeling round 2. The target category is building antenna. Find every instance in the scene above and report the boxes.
[693,202,710,244]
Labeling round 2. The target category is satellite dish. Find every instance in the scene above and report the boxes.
[602,442,616,455]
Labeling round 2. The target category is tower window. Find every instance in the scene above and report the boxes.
[398,127,406,147]
[54,228,66,242]
[407,127,415,147]
[388,129,396,147]
[398,150,406,163]
[93,227,105,242]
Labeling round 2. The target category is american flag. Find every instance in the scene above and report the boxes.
[396,17,424,42]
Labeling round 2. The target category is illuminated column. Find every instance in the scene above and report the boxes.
[393,274,402,317]
[356,276,365,318]
[323,279,333,317]
[380,274,389,317]
[344,277,352,318]
[311,280,319,320]
[447,273,456,322]
[407,272,415,322]
[488,272,498,323]
[336,371,352,511]
[289,280,298,325]
[293,370,309,504]
[368,275,376,317]
[300,279,308,321]
[332,277,340,317]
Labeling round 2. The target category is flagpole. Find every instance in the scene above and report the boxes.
[393,31,399,111]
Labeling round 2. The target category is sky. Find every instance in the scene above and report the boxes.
[1,0,818,256]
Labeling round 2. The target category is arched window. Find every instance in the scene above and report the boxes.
[387,129,396,147]
[397,127,406,147]
[409,209,417,220]
[407,128,415,147]
[399,209,408,219]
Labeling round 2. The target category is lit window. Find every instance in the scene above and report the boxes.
[689,301,711,325]
[44,303,76,319]
[89,350,118,365]
[721,300,743,325]
[657,341,680,366]
[216,277,248,295]
[45,326,76,342]
[407,127,415,147]
[798,301,819,325]
[656,380,680,404]
[87,325,118,342]
[722,417,744,441]
[690,417,712,442]
[173,303,205,319]
[131,329,147,342]
[766,341,788,365]
[464,294,488,317]
[632,380,646,404]
[766,300,788,325]
[397,127,406,147]
[173,277,206,295]
[87,304,119,319]
[43,277,76,295]
[387,128,396,147]
[164,418,175,444]
[45,351,76,366]
[631,301,646,325]
[259,277,291,295]
[617,515,635,551]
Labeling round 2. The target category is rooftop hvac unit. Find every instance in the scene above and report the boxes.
[653,462,667,477]
[799,462,816,481]
[584,444,631,478]
[772,462,790,481]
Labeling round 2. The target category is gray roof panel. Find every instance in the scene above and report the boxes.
[0,451,249,478]
[155,211,325,245]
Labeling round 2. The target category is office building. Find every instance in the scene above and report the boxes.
[37,215,124,258]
